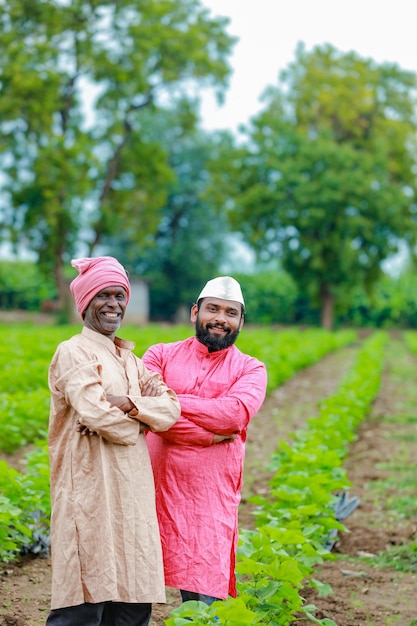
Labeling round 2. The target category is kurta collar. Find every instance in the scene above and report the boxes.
[81,326,136,352]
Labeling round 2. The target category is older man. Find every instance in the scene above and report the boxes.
[46,256,180,626]
[143,276,267,605]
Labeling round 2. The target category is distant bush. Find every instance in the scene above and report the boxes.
[234,270,299,324]
[337,272,417,329]
[0,261,56,311]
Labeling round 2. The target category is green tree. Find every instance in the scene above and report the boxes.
[337,269,417,329]
[106,111,230,321]
[0,0,235,312]
[0,260,55,310]
[210,43,417,328]
[234,269,298,325]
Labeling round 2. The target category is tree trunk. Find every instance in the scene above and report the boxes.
[54,260,73,323]
[320,283,334,330]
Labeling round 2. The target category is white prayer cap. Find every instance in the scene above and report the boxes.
[197,276,245,307]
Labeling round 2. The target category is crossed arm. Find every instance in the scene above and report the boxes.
[78,378,235,444]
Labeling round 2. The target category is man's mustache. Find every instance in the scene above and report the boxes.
[207,322,231,333]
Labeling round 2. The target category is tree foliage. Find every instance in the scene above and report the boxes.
[210,43,417,328]
[0,0,235,310]
[0,261,55,310]
[105,109,229,320]
[234,269,298,325]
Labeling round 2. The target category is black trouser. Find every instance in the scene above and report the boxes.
[180,590,221,606]
[45,601,151,626]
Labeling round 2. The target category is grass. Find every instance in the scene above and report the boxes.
[372,541,417,573]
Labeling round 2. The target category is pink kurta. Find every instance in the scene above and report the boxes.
[48,327,180,610]
[143,336,267,599]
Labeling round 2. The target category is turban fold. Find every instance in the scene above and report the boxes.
[70,256,131,316]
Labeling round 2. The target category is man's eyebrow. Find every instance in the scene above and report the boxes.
[208,303,239,312]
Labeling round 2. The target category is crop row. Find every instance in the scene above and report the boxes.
[166,331,388,625]
[0,325,355,563]
[402,330,417,357]
[0,325,356,455]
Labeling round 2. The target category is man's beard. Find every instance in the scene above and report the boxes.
[195,318,240,352]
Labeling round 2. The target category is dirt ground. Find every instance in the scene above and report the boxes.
[1,338,417,626]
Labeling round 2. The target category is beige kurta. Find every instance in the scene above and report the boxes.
[48,327,180,610]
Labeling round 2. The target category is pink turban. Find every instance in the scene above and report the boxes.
[70,256,131,316]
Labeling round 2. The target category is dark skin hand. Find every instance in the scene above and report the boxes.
[105,394,135,413]
[213,433,237,443]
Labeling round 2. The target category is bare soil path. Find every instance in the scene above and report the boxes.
[1,338,416,625]
[303,338,417,626]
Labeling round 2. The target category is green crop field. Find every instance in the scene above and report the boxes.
[6,324,417,625]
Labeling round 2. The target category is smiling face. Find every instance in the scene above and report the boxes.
[83,285,127,339]
[191,297,244,352]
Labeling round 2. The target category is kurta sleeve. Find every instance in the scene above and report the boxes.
[142,344,165,374]
[127,357,180,432]
[149,416,214,446]
[142,344,213,445]
[178,361,267,436]
[50,344,141,445]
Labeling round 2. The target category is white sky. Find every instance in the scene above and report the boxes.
[199,0,417,132]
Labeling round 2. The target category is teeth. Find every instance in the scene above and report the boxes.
[104,313,118,318]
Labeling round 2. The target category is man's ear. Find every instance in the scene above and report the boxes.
[190,303,198,323]
[239,314,245,331]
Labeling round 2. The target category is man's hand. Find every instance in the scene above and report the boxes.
[107,394,134,413]
[76,420,96,436]
[212,433,237,444]
[141,378,163,397]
